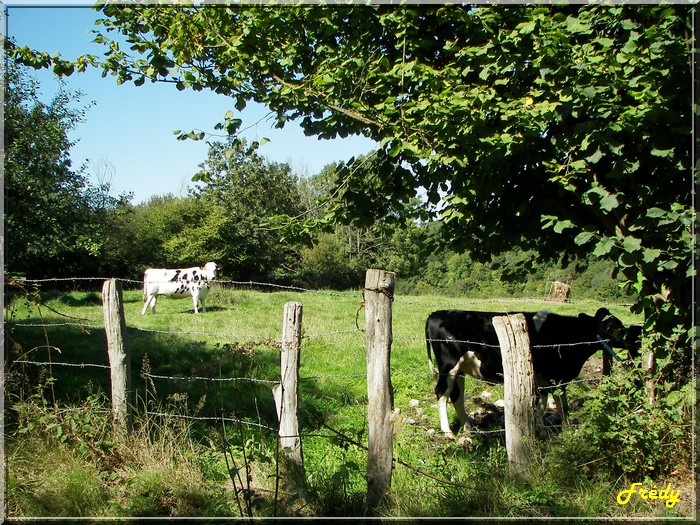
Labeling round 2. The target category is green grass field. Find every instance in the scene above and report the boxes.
[8,282,691,519]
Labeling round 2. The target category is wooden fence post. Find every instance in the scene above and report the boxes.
[364,269,395,511]
[102,278,132,441]
[275,301,304,478]
[493,314,536,478]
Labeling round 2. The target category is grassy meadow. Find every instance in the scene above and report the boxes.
[6,282,691,519]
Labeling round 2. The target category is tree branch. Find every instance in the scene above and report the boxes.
[271,75,383,129]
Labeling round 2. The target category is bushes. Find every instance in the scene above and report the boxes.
[547,365,692,481]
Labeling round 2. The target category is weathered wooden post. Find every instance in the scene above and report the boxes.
[102,278,132,441]
[275,301,304,478]
[493,314,536,478]
[364,269,395,511]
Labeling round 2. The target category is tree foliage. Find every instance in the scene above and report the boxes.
[6,5,693,376]
[191,139,305,281]
[72,5,690,356]
[5,60,101,278]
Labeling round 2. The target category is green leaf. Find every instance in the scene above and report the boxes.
[594,37,615,50]
[387,141,403,158]
[574,231,595,245]
[585,148,603,164]
[646,207,666,218]
[580,86,597,98]
[650,146,674,158]
[622,236,642,253]
[516,20,536,34]
[660,260,679,271]
[593,237,617,257]
[599,193,619,212]
[565,16,590,34]
[642,248,661,263]
[553,220,574,234]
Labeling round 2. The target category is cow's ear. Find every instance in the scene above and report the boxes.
[594,307,611,320]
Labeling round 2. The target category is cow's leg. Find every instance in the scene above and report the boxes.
[553,388,569,426]
[453,374,471,433]
[439,355,468,438]
[192,294,199,314]
[141,295,155,315]
[438,392,453,437]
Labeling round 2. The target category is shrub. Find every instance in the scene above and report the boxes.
[547,364,692,480]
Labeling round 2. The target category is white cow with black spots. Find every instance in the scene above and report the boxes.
[141,262,218,315]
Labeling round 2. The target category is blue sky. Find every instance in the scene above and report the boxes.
[5,4,377,204]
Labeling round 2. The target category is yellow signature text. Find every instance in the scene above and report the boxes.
[617,483,680,509]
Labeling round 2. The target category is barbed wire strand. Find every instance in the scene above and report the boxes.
[146,411,277,433]
[13,357,601,397]
[12,322,613,352]
[13,322,104,330]
[13,359,110,370]
[11,276,633,310]
[144,372,279,385]
[127,326,281,341]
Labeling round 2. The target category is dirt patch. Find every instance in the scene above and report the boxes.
[580,355,604,380]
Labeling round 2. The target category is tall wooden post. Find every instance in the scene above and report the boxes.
[102,278,132,441]
[276,301,304,477]
[493,314,536,478]
[364,269,395,511]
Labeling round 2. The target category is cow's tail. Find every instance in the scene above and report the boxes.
[426,321,438,380]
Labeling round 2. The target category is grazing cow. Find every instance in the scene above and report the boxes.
[425,308,629,437]
[141,262,218,315]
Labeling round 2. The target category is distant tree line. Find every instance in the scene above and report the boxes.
[5,60,632,304]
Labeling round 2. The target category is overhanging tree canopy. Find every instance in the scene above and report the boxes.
[7,5,694,370]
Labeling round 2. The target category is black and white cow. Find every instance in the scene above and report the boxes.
[425,308,629,437]
[141,262,218,315]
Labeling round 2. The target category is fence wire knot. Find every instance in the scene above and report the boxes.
[363,286,395,302]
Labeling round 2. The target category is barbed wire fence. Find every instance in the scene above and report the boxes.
[6,270,623,507]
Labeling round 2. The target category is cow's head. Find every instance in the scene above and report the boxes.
[593,308,627,347]
[203,262,219,275]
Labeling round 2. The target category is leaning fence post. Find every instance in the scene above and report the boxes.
[493,314,536,478]
[275,301,304,478]
[364,269,395,512]
[102,278,132,441]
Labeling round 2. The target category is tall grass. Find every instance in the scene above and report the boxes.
[5,283,691,518]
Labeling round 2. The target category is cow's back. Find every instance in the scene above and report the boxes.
[426,310,507,383]
[529,312,600,385]
[144,267,195,297]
